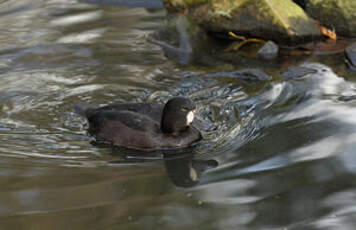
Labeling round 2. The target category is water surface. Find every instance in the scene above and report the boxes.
[1,0,356,229]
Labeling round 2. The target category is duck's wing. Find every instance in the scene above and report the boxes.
[87,110,161,149]
[88,110,160,133]
[85,103,164,121]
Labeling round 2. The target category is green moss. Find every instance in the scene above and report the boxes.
[211,0,247,18]
[185,0,210,5]
[166,0,322,44]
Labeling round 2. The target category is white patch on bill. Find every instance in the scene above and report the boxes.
[186,111,195,125]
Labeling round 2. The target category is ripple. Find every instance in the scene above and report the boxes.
[1,1,356,229]
[50,10,102,26]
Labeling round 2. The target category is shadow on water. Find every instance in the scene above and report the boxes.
[1,0,356,229]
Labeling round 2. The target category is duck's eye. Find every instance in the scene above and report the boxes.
[181,107,188,113]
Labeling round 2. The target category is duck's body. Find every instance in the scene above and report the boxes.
[76,97,202,150]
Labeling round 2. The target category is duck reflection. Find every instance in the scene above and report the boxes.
[163,153,218,187]
[108,148,218,188]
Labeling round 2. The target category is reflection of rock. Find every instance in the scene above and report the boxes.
[306,0,356,37]
[149,15,213,64]
[164,153,218,187]
[150,15,192,64]
[345,43,356,71]
[163,0,322,44]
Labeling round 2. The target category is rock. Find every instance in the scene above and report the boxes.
[281,66,317,79]
[163,0,322,44]
[338,95,356,102]
[257,41,279,60]
[305,0,356,37]
[207,68,272,83]
[345,43,356,70]
[282,63,350,99]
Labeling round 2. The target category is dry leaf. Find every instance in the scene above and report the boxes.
[313,20,338,41]
[227,32,265,51]
[320,25,337,40]
[228,31,246,40]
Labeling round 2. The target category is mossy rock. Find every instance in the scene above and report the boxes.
[163,0,322,44]
[306,0,356,37]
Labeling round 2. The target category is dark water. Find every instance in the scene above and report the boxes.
[1,0,356,229]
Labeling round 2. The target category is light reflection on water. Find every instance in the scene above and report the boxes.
[1,0,356,229]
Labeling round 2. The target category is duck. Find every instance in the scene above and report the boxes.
[75,97,202,150]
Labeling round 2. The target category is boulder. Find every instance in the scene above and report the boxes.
[345,43,356,70]
[305,0,356,37]
[163,0,322,44]
[281,66,318,79]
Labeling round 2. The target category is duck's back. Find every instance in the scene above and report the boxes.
[83,103,164,121]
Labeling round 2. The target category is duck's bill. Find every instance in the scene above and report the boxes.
[186,110,195,125]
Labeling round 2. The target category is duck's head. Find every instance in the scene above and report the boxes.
[161,97,196,134]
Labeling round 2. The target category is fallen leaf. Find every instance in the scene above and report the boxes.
[320,25,337,40]
[228,31,246,40]
[314,20,338,41]
[227,32,265,51]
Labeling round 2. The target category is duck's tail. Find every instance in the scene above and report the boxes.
[74,104,98,117]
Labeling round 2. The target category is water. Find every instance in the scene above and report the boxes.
[0,0,356,229]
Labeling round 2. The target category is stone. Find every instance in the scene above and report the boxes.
[345,43,356,70]
[257,41,279,60]
[281,66,317,79]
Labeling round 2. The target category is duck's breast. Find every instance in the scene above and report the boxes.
[153,126,202,149]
